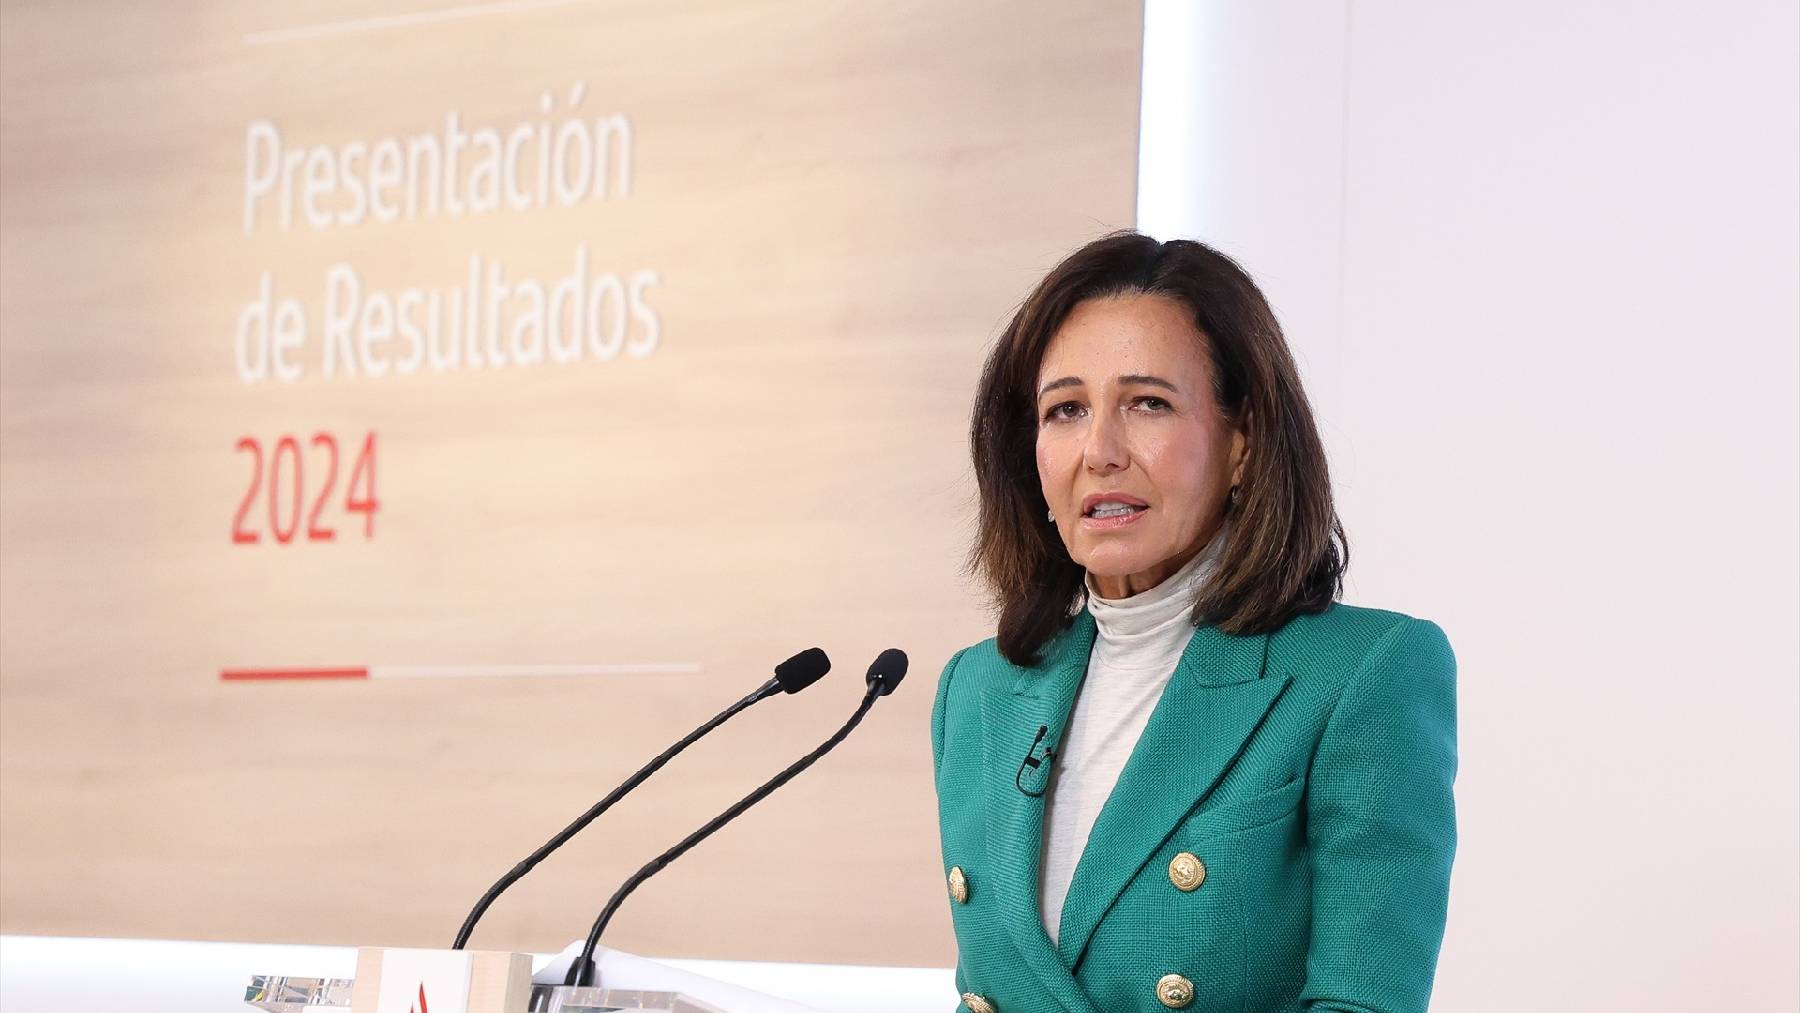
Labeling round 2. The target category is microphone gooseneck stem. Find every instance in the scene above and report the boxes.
[451,677,782,950]
[566,687,882,987]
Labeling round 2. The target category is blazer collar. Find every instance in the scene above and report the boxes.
[979,609,1293,982]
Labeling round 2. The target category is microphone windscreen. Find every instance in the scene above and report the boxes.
[865,648,909,696]
[774,647,831,694]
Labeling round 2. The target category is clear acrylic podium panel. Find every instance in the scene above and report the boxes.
[244,974,728,1013]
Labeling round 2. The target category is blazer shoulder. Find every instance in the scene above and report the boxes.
[935,621,1089,689]
[1272,602,1454,692]
[947,635,1010,676]
[931,636,1015,774]
[1277,600,1449,645]
[934,635,1013,705]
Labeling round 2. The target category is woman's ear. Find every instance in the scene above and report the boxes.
[1228,423,1249,488]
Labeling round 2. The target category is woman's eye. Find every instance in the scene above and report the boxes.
[1043,402,1083,422]
[1133,396,1171,412]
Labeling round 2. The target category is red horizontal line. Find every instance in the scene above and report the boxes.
[221,667,369,682]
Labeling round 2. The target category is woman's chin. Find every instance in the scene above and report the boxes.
[1074,545,1157,581]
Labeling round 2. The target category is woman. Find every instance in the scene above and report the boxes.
[931,232,1456,1013]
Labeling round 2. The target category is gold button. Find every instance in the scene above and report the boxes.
[947,866,969,904]
[961,993,996,1013]
[1156,973,1195,1009]
[1168,852,1207,892]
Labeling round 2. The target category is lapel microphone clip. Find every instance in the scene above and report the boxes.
[1015,724,1057,797]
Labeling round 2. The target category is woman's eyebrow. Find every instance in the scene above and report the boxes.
[1037,374,1181,398]
[1119,374,1179,392]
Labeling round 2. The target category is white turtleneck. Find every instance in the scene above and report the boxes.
[1038,523,1231,946]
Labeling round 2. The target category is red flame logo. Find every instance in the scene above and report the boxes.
[409,982,429,1013]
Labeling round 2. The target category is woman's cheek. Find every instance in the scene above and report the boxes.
[1035,433,1068,489]
[1144,427,1218,492]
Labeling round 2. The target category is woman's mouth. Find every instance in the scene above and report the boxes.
[1081,496,1150,529]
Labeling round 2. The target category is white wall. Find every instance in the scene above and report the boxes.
[1139,2,1799,1010]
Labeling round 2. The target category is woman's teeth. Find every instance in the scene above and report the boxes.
[1089,503,1145,519]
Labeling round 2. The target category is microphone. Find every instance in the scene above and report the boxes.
[564,648,909,986]
[450,647,830,950]
[865,647,907,696]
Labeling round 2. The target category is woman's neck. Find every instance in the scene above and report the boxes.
[1086,519,1231,601]
[1085,520,1231,639]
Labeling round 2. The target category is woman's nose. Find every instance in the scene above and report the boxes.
[1082,412,1127,473]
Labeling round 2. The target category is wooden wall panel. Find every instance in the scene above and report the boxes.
[0,0,1141,966]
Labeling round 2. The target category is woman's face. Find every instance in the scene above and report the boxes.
[1034,292,1246,600]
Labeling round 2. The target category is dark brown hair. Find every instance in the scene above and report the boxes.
[969,230,1347,666]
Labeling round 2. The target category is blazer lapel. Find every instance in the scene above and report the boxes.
[979,612,1100,1013]
[1054,622,1293,969]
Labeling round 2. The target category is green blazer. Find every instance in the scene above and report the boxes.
[930,602,1457,1013]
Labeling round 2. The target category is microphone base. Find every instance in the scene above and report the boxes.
[244,952,725,1013]
[527,984,727,1013]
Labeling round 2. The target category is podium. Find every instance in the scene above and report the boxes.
[1,934,957,1012]
[243,948,726,1013]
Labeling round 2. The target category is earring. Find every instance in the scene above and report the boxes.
[1047,508,1056,523]
[1228,485,1241,507]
